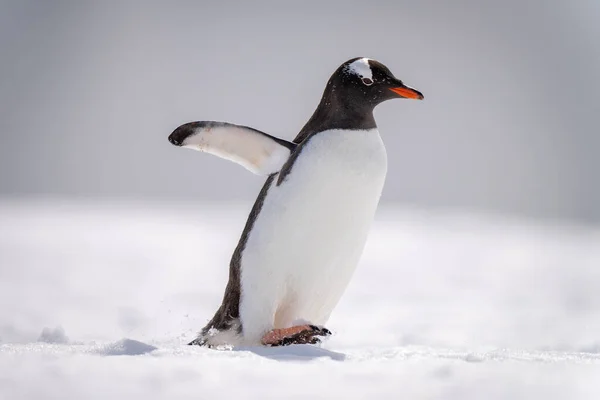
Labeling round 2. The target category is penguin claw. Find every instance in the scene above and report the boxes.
[309,325,332,336]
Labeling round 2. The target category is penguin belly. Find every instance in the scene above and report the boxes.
[238,129,387,344]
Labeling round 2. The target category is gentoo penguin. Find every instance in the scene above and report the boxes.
[168,57,423,347]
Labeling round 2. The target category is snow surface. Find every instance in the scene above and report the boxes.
[1,199,600,399]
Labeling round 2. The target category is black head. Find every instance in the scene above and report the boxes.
[333,57,423,109]
[294,58,424,141]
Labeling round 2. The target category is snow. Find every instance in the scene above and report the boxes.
[37,326,69,344]
[1,199,600,399]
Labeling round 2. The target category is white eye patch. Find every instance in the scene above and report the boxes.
[346,58,373,80]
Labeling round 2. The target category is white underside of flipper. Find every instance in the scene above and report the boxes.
[226,128,388,346]
[177,123,293,175]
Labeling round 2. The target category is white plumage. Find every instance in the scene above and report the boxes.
[346,58,372,80]
[205,128,387,346]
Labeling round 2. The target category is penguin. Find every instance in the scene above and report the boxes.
[168,57,423,347]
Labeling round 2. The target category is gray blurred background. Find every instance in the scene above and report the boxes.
[0,0,598,223]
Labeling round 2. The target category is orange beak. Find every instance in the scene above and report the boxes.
[389,86,424,100]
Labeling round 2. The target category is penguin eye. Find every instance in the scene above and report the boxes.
[362,77,373,86]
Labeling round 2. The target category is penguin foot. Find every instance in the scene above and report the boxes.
[188,337,206,346]
[261,325,331,346]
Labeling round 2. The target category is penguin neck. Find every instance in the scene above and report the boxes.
[294,83,377,144]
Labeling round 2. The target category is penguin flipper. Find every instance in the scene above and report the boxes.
[168,121,296,175]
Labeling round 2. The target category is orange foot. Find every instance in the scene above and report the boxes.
[261,325,331,346]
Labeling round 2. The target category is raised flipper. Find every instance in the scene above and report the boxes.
[168,121,296,175]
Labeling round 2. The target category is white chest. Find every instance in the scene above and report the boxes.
[239,129,387,341]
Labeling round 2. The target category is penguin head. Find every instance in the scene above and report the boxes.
[329,57,424,110]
